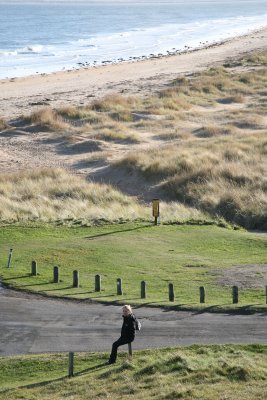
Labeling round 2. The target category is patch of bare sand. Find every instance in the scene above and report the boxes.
[210,265,267,289]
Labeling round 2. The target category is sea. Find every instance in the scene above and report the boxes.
[0,0,267,79]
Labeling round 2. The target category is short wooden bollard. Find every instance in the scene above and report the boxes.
[169,283,174,302]
[53,266,59,283]
[128,343,133,359]
[7,248,13,269]
[141,281,146,299]
[232,286,239,304]
[68,352,74,377]
[73,270,79,288]
[199,286,205,303]
[117,278,123,295]
[31,260,38,276]
[95,274,101,292]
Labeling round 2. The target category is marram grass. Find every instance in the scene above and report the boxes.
[0,168,209,225]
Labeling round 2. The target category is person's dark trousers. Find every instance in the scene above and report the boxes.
[109,336,132,363]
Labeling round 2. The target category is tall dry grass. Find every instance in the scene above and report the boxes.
[0,168,207,224]
[90,94,141,112]
[0,118,10,131]
[24,108,69,130]
[115,133,267,229]
[0,168,142,223]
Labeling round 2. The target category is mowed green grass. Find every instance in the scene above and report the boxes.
[0,345,267,399]
[0,223,266,311]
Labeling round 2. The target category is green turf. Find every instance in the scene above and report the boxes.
[0,346,267,399]
[0,223,266,311]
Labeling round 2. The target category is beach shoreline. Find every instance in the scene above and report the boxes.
[1,26,267,120]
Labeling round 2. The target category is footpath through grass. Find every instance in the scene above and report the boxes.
[0,223,266,312]
[0,345,267,399]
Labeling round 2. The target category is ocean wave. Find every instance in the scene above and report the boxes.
[20,45,44,54]
[0,50,18,56]
[0,44,55,57]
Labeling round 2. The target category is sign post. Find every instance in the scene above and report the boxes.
[152,199,160,225]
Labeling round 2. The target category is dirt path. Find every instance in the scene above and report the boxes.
[0,287,266,356]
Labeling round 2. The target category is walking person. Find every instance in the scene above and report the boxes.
[108,305,137,364]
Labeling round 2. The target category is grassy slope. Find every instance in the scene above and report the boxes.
[1,223,266,311]
[0,345,267,399]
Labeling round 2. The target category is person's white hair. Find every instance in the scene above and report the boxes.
[122,304,133,314]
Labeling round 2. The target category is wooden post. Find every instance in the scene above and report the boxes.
[141,281,146,299]
[199,286,205,303]
[152,199,160,226]
[31,260,38,276]
[95,274,101,292]
[265,286,267,304]
[53,266,59,283]
[68,352,74,377]
[73,270,79,288]
[169,283,174,302]
[128,343,133,359]
[7,248,13,269]
[117,278,122,295]
[232,286,238,304]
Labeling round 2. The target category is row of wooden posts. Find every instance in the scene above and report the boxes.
[30,261,267,305]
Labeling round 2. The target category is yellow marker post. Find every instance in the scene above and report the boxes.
[152,199,160,225]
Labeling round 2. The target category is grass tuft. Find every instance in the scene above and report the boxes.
[24,108,68,130]
[0,118,10,131]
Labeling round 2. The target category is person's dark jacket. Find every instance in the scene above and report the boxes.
[121,314,136,341]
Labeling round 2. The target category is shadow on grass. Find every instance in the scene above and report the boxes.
[15,282,53,288]
[1,375,68,393]
[3,275,31,281]
[186,304,267,315]
[85,224,152,240]
[43,286,74,292]
[62,291,95,296]
[80,294,116,300]
[76,362,108,376]
[1,363,109,393]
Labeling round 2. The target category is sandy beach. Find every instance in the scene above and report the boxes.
[1,27,267,120]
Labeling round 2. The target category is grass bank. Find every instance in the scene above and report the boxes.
[0,223,266,312]
[0,345,267,399]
